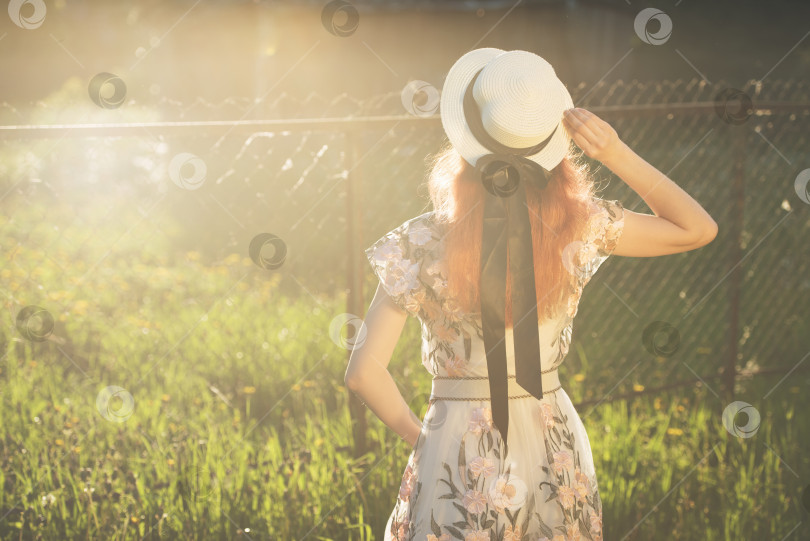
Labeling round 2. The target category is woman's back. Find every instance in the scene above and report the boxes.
[365,193,624,381]
[365,200,622,541]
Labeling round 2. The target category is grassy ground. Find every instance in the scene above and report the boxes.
[1,225,807,540]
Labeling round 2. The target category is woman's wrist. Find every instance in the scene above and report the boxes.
[407,410,423,447]
[599,140,632,173]
[408,421,423,447]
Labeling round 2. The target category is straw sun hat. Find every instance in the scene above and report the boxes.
[439,47,575,171]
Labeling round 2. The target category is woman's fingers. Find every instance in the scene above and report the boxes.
[563,108,598,155]
[576,108,608,139]
[565,122,594,156]
[564,108,598,144]
[564,108,601,142]
[563,107,619,161]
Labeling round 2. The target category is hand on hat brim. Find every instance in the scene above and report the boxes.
[562,107,624,164]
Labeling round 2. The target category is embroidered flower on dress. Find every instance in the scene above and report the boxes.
[574,468,590,501]
[469,456,496,478]
[408,222,433,246]
[590,512,603,534]
[557,484,577,509]
[422,300,443,322]
[559,323,572,357]
[540,402,556,430]
[404,288,426,314]
[577,242,599,274]
[552,449,573,473]
[385,259,420,297]
[373,239,403,263]
[462,489,488,514]
[463,529,491,541]
[468,407,494,435]
[425,259,444,277]
[487,473,528,513]
[566,520,581,541]
[427,534,451,541]
[444,354,467,377]
[442,296,464,322]
[398,463,416,502]
[395,521,408,541]
[504,524,522,541]
[431,275,449,294]
[566,284,583,319]
[433,323,459,342]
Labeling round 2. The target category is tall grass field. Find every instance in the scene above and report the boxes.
[1,210,807,540]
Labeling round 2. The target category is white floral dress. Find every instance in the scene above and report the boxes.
[364,197,625,541]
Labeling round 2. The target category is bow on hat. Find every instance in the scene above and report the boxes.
[463,67,557,453]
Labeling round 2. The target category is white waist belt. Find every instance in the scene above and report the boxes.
[430,370,561,401]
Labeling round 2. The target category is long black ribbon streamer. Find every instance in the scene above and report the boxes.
[462,67,558,453]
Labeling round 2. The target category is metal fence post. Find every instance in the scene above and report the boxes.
[345,130,368,458]
[724,126,747,404]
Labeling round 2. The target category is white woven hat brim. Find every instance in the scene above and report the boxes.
[440,48,574,171]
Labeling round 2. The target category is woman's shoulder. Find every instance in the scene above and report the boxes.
[395,210,444,244]
[402,209,438,228]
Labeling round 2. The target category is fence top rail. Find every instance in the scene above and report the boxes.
[0,101,807,138]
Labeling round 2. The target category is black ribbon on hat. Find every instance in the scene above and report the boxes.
[462,67,558,452]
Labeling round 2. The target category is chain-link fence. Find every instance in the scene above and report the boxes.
[2,76,809,453]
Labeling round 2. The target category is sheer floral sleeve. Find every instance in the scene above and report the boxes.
[577,197,626,286]
[364,216,433,318]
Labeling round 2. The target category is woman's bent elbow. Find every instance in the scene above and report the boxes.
[344,374,362,391]
[699,221,719,246]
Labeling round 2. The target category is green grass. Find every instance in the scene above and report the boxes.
[1,215,807,540]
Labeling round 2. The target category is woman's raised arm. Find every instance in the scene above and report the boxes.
[564,107,718,257]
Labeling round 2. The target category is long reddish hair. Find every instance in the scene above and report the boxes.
[425,139,600,327]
